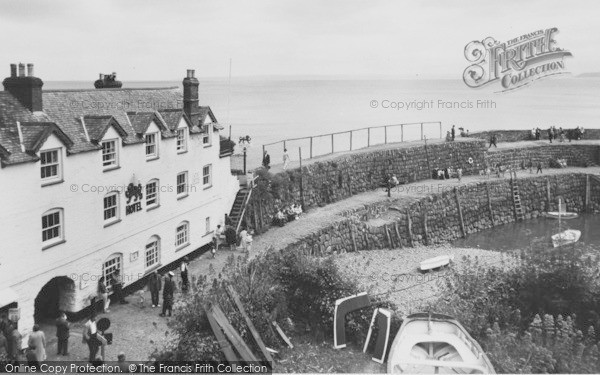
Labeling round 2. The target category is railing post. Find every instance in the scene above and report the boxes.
[385,126,388,144]
[350,130,353,151]
[421,123,424,140]
[310,137,313,159]
[283,140,286,151]
[401,124,404,142]
[439,122,442,139]
[368,128,371,147]
[262,144,265,158]
[331,133,334,154]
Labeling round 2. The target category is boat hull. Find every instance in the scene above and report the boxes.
[419,255,454,272]
[544,212,578,219]
[552,229,581,247]
[387,313,495,374]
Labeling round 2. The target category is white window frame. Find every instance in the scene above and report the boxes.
[175,221,190,249]
[103,253,122,291]
[202,123,212,147]
[146,179,159,209]
[40,148,62,185]
[145,236,160,268]
[202,164,212,188]
[103,192,120,224]
[205,217,211,235]
[102,139,119,170]
[177,127,188,153]
[42,208,64,248]
[145,132,159,160]
[177,171,188,198]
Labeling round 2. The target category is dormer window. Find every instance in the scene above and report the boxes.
[177,128,188,153]
[203,124,212,146]
[145,133,158,160]
[40,148,62,185]
[102,139,119,170]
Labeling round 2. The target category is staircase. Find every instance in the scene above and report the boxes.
[511,178,525,221]
[229,188,252,232]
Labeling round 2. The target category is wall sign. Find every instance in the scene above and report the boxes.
[8,307,20,321]
[125,181,143,215]
[130,251,139,262]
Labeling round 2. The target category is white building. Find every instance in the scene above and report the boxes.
[0,64,239,339]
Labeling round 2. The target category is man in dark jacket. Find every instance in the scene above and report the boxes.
[262,150,271,170]
[148,271,162,308]
[160,272,176,317]
[55,311,70,355]
[111,270,127,304]
[7,323,21,362]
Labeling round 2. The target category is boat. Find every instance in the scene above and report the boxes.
[552,229,581,248]
[387,313,496,374]
[419,255,454,272]
[544,200,578,219]
[550,198,581,247]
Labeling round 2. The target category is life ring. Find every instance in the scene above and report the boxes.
[468,157,474,164]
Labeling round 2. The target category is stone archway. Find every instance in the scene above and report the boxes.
[34,276,76,323]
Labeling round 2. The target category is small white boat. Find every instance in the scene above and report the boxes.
[552,229,581,247]
[544,212,578,219]
[388,313,495,374]
[419,255,454,272]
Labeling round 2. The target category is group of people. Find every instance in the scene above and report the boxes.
[263,149,293,170]
[531,126,585,143]
[0,318,58,365]
[272,204,303,226]
[445,125,457,142]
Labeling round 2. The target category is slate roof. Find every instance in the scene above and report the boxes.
[0,86,223,167]
[20,122,73,153]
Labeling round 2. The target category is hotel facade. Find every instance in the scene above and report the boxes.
[0,64,239,340]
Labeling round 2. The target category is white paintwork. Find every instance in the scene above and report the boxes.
[552,229,582,247]
[419,255,454,271]
[0,119,239,339]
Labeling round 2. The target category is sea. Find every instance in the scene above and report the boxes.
[44,76,600,167]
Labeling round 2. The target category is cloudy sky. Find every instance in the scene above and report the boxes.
[0,0,598,80]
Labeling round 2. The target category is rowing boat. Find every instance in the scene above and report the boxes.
[387,313,495,374]
[419,255,454,272]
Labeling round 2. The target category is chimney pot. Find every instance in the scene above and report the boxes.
[27,63,34,77]
[187,69,195,79]
[18,63,25,77]
[10,64,17,78]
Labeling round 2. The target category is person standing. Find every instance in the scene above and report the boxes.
[148,271,162,308]
[97,277,110,313]
[457,168,463,182]
[262,150,271,170]
[0,324,6,359]
[489,134,497,148]
[7,322,21,363]
[111,270,127,305]
[548,127,554,143]
[160,272,176,317]
[27,324,46,362]
[180,258,189,293]
[83,314,99,362]
[239,228,249,252]
[214,224,223,252]
[451,125,455,141]
[282,148,291,170]
[536,162,543,174]
[55,311,70,356]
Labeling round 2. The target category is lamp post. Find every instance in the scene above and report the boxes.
[239,135,251,174]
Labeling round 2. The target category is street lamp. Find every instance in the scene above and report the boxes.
[239,135,251,174]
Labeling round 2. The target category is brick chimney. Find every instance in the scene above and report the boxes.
[182,69,199,123]
[3,63,43,112]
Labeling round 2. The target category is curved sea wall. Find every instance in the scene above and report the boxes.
[276,173,600,256]
[485,144,599,170]
[470,129,600,143]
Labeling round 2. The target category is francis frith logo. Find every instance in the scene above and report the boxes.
[463,27,572,92]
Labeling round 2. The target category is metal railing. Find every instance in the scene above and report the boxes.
[262,122,442,161]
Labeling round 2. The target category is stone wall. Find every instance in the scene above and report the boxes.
[485,144,599,170]
[275,173,600,257]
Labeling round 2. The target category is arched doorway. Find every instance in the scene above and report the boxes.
[34,276,75,323]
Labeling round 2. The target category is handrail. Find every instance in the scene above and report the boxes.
[235,188,252,234]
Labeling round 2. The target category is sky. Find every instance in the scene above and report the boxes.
[0,0,599,81]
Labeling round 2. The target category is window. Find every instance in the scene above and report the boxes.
[202,165,212,187]
[40,149,62,184]
[103,254,122,290]
[145,236,160,268]
[205,217,211,235]
[146,179,159,208]
[202,128,211,146]
[176,222,189,248]
[145,133,158,159]
[103,192,119,223]
[102,140,118,169]
[177,128,188,153]
[42,208,63,246]
[177,172,188,197]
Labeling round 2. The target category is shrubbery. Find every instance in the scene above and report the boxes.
[152,249,390,361]
[432,242,600,373]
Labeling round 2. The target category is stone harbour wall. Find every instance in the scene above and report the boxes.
[470,129,600,143]
[276,173,600,256]
[485,144,599,170]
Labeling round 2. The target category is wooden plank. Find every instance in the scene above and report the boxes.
[205,306,239,362]
[486,182,495,226]
[454,187,465,238]
[226,286,273,363]
[363,308,379,353]
[384,224,393,248]
[394,222,403,249]
[350,227,358,252]
[406,210,414,247]
[272,321,293,349]
[422,207,429,245]
[586,174,590,213]
[211,304,259,362]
